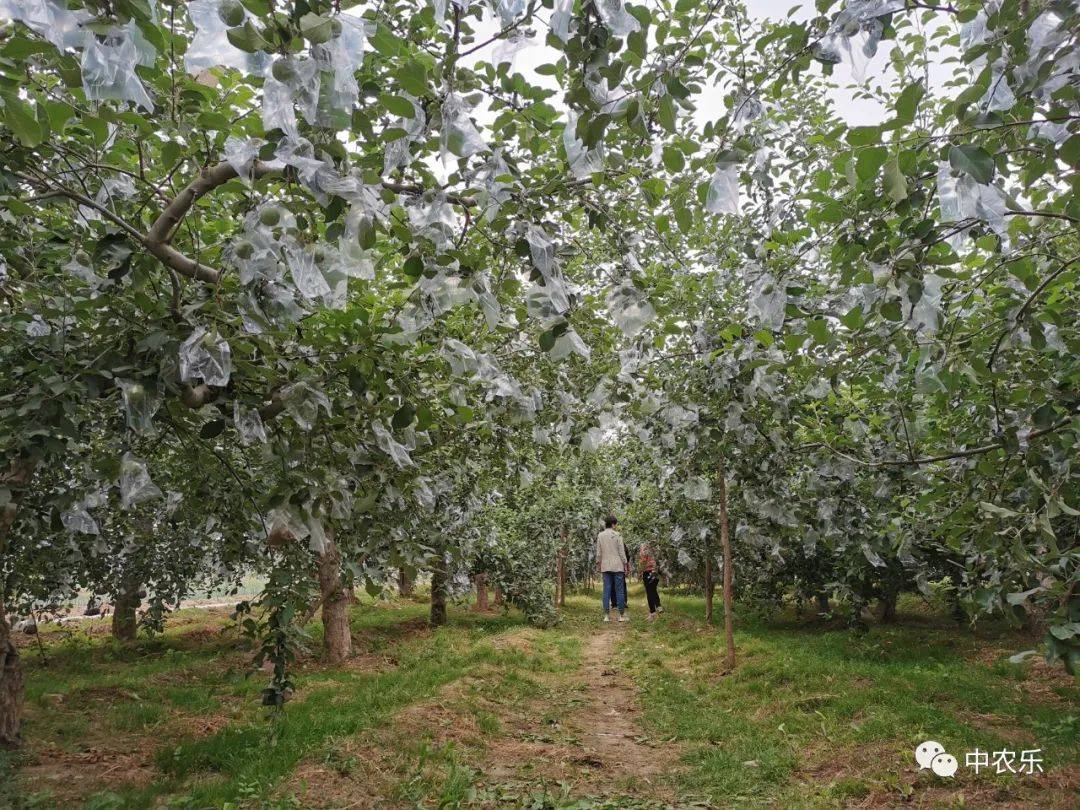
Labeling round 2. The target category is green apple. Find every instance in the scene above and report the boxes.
[217,0,245,27]
[271,59,296,83]
[259,206,282,227]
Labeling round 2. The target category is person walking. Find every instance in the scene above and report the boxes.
[596,516,628,622]
[618,536,631,612]
[638,540,663,621]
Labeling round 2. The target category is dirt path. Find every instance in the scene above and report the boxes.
[571,625,678,789]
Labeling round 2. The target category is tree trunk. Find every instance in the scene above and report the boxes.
[815,592,831,615]
[111,580,140,641]
[317,540,352,664]
[0,602,21,749]
[877,592,897,623]
[473,573,488,612]
[492,584,503,607]
[704,549,714,623]
[557,527,567,607]
[398,567,413,597]
[0,456,37,747]
[717,454,736,671]
[430,565,447,627]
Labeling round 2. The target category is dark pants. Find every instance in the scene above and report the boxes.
[602,571,626,614]
[643,571,661,613]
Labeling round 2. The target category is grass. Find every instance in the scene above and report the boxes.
[5,586,1077,808]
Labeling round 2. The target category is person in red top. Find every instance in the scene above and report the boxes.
[638,541,663,621]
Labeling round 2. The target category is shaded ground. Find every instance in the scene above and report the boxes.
[4,588,1078,808]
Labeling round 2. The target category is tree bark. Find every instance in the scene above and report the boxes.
[557,526,567,607]
[492,584,504,607]
[111,580,140,641]
[398,567,414,597]
[317,540,352,664]
[430,564,448,627]
[473,573,488,612]
[877,592,897,623]
[0,602,21,749]
[815,592,831,616]
[0,456,36,747]
[704,549,714,623]
[717,454,736,671]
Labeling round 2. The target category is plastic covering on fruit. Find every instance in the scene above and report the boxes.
[705,162,740,216]
[729,94,764,134]
[117,378,160,434]
[81,29,154,111]
[549,327,591,361]
[185,0,269,75]
[119,453,162,510]
[595,0,640,37]
[25,315,49,337]
[580,426,605,452]
[408,195,459,251]
[606,279,656,338]
[439,93,487,162]
[372,420,415,469]
[563,111,604,180]
[0,0,91,50]
[748,273,787,332]
[312,15,370,114]
[265,506,309,547]
[493,30,533,69]
[382,93,426,176]
[165,490,183,515]
[525,224,557,275]
[936,162,1007,239]
[179,327,232,388]
[286,246,332,302]
[908,273,945,336]
[60,500,99,535]
[684,476,711,501]
[259,75,295,136]
[550,0,576,43]
[494,0,526,25]
[233,401,268,445]
[223,136,263,182]
[282,381,331,431]
[475,278,504,329]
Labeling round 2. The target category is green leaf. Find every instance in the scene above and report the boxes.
[883,156,907,202]
[846,126,880,146]
[391,404,416,429]
[2,95,42,147]
[299,12,334,44]
[657,96,676,132]
[371,25,401,57]
[949,144,995,184]
[1060,134,1080,169]
[661,145,684,172]
[855,146,888,182]
[225,21,269,53]
[380,94,415,118]
[894,83,925,125]
[200,419,226,439]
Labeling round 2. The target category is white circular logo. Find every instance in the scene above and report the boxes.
[915,740,945,770]
[931,752,958,777]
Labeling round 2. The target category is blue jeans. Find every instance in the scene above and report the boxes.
[602,571,626,614]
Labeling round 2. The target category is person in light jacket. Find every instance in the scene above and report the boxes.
[596,515,628,622]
